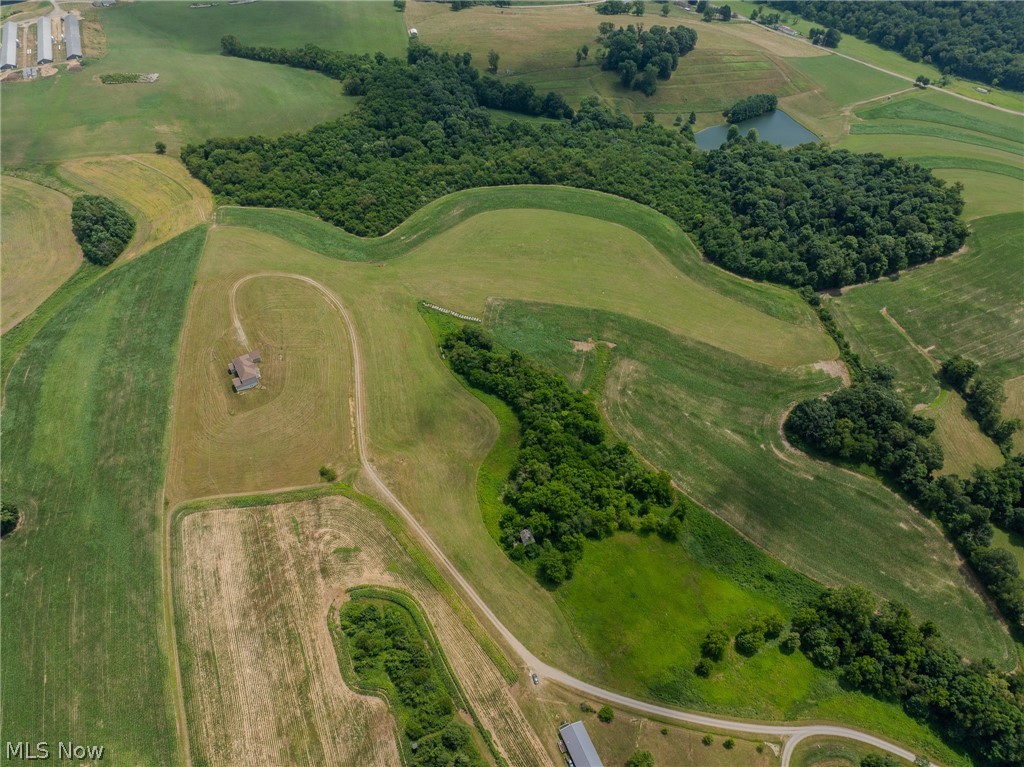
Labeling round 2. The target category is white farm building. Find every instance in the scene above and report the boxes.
[63,14,82,60]
[1,21,18,70]
[36,17,53,64]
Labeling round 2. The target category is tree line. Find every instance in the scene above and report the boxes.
[794,586,1023,767]
[769,1,1024,91]
[786,369,1024,637]
[724,93,777,122]
[941,355,1021,452]
[595,22,698,96]
[183,38,967,291]
[442,326,676,585]
[70,195,135,266]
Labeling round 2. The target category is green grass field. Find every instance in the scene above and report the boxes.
[488,300,1015,672]
[0,1,408,164]
[926,389,1004,475]
[832,212,1024,396]
[0,226,206,766]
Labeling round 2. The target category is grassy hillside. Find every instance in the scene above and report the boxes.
[488,300,1015,671]
[0,176,82,332]
[0,1,408,164]
[0,226,206,766]
[832,212,1024,402]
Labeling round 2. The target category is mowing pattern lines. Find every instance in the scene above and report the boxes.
[174,498,549,767]
[176,506,399,767]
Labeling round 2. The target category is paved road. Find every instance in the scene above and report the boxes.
[227,273,930,767]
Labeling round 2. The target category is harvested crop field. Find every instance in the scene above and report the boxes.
[60,154,212,258]
[0,176,82,331]
[173,495,547,767]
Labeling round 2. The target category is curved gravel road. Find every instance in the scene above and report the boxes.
[230,273,929,767]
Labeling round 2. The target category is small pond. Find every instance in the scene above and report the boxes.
[695,109,819,150]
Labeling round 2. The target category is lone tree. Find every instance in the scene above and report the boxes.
[487,49,500,73]
[626,751,655,767]
[597,705,614,723]
[154,140,167,155]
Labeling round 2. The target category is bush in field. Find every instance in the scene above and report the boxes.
[597,705,614,722]
[70,195,135,266]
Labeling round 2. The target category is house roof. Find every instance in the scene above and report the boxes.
[559,721,603,767]
[231,352,261,384]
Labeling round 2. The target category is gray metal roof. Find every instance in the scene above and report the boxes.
[559,721,603,767]
[1,21,18,69]
[36,17,52,63]
[63,14,81,59]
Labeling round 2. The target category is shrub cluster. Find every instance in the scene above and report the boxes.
[70,195,135,266]
[768,1,1024,91]
[724,93,777,122]
[339,600,486,766]
[795,586,1024,767]
[183,39,967,291]
[441,326,673,585]
[99,72,141,84]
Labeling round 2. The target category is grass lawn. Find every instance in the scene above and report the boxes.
[0,1,409,165]
[0,226,206,766]
[0,176,82,332]
[832,212,1024,393]
[488,300,1016,672]
[165,226,358,502]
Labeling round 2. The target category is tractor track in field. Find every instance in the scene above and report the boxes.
[185,271,933,767]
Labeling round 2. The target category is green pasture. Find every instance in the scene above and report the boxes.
[0,1,409,165]
[926,389,1004,475]
[488,300,1016,672]
[832,212,1024,392]
[785,53,905,109]
[0,227,206,766]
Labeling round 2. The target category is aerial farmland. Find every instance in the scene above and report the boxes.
[1,2,1022,767]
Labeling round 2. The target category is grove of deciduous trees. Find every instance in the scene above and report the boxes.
[70,195,135,266]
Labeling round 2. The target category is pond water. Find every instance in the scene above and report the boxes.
[695,109,819,150]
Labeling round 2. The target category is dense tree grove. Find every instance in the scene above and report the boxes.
[769,1,1024,90]
[786,375,1024,635]
[70,195,136,266]
[441,326,673,585]
[596,22,698,95]
[794,586,1024,766]
[339,600,486,766]
[724,93,777,122]
[0,502,19,539]
[183,39,967,291]
[693,140,968,287]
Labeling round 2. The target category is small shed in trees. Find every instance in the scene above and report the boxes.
[229,350,262,392]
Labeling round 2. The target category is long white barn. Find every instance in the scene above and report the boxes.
[1,21,18,70]
[64,14,81,60]
[37,17,53,64]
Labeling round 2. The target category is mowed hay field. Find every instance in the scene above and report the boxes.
[406,3,825,123]
[0,1,408,165]
[926,390,1004,475]
[0,227,206,766]
[488,300,1016,673]
[166,227,356,502]
[0,176,82,331]
[832,212,1024,398]
[59,155,213,259]
[173,494,548,767]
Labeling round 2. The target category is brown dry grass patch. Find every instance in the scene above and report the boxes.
[174,496,548,767]
[59,154,211,259]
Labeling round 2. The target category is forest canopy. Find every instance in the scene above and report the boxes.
[70,195,136,266]
[769,0,1024,90]
[724,93,777,122]
[181,38,967,291]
